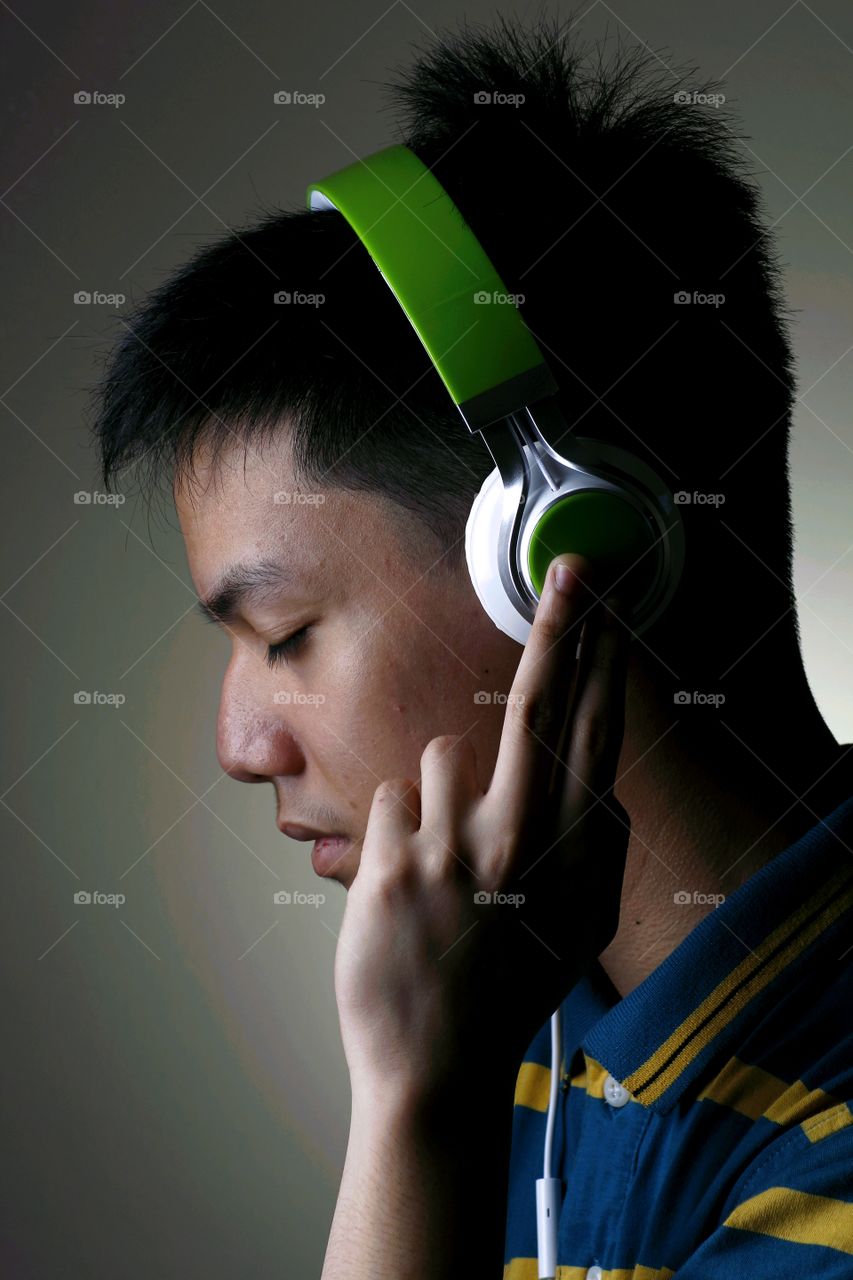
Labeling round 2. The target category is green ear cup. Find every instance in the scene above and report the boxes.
[527,491,660,603]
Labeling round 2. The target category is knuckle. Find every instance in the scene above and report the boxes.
[511,689,558,740]
[374,776,415,802]
[486,827,521,879]
[420,734,460,764]
[371,859,417,901]
[535,608,572,646]
[420,846,461,886]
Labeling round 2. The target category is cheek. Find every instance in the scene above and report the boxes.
[324,625,433,769]
[318,597,512,800]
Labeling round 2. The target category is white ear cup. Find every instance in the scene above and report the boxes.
[465,465,533,645]
[466,435,685,645]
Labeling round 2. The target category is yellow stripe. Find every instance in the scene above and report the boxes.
[504,1263,674,1279]
[579,1054,612,1099]
[513,1060,552,1112]
[565,1054,637,1104]
[696,1056,841,1125]
[503,1260,539,1280]
[725,1186,853,1255]
[802,1101,853,1145]
[556,1269,675,1279]
[696,1057,787,1119]
[624,866,853,1104]
[765,1079,842,1127]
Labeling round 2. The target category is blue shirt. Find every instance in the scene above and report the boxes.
[504,791,853,1277]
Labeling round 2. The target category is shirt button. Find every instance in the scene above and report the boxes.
[603,1073,631,1107]
[586,1267,604,1280]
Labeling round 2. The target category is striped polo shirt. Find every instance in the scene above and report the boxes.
[503,790,853,1278]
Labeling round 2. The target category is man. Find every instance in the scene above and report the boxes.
[91,14,853,1277]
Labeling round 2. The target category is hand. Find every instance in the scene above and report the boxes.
[334,553,631,1099]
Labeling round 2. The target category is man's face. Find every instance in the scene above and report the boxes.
[175,433,522,890]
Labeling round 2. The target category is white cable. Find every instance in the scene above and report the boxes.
[535,1008,563,1279]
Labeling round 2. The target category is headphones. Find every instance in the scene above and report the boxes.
[306,143,685,645]
[307,144,682,1277]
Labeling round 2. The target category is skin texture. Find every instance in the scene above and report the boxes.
[175,430,853,1001]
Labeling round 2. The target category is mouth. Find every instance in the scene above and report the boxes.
[277,823,352,877]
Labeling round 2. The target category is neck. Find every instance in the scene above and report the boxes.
[598,645,853,999]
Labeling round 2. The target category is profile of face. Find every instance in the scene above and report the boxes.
[175,432,523,890]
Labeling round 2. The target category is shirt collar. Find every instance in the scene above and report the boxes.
[577,790,853,1115]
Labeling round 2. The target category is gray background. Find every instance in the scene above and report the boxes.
[2,1,852,1276]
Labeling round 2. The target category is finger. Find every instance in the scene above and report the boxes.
[363,776,421,873]
[561,596,630,820]
[544,610,596,798]
[485,552,598,832]
[417,733,480,862]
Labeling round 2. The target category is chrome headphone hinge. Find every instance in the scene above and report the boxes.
[476,415,539,622]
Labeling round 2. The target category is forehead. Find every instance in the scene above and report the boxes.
[173,431,418,598]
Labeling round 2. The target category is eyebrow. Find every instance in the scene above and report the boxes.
[195,558,299,626]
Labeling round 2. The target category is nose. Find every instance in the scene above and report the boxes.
[215,665,306,784]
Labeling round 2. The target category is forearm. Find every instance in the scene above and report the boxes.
[321,1075,518,1279]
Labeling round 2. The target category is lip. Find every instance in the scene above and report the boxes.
[277,822,344,842]
[310,835,351,877]
[277,822,352,877]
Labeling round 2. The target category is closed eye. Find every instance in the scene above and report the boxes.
[265,624,311,670]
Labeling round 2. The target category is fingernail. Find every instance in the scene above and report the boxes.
[552,556,589,596]
[554,563,575,595]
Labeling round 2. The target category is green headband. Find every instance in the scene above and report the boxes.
[307,143,557,430]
